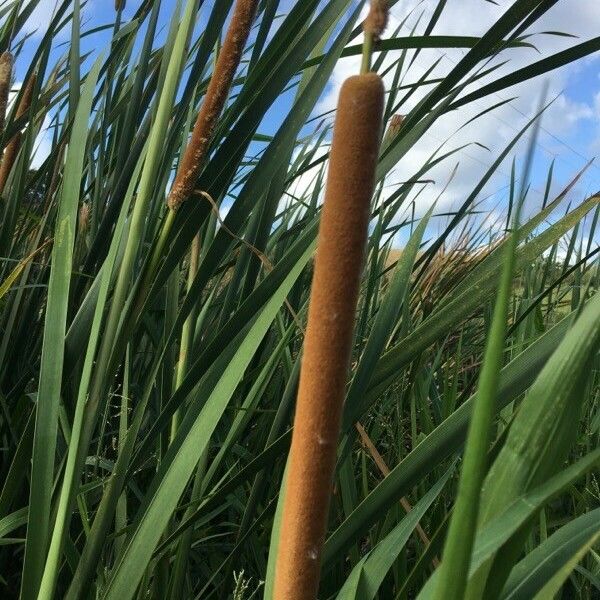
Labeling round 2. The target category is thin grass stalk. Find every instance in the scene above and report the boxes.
[354,422,439,566]
[0,71,36,196]
[167,234,202,598]
[170,233,201,439]
[273,72,384,600]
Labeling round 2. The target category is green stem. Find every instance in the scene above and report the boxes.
[361,31,374,74]
[170,232,200,440]
[433,213,521,600]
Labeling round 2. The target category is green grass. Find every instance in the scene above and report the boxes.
[0,1,598,599]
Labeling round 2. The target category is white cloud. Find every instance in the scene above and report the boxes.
[19,0,62,37]
[19,0,96,39]
[316,0,600,238]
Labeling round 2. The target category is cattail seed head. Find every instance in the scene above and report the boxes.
[274,73,384,600]
[0,71,37,195]
[115,0,125,10]
[363,0,389,41]
[15,71,37,120]
[0,52,13,134]
[167,0,259,211]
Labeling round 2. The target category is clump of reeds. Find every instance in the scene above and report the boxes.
[166,0,258,211]
[0,70,36,195]
[273,17,386,595]
[0,52,13,135]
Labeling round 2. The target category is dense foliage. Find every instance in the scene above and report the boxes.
[0,1,598,598]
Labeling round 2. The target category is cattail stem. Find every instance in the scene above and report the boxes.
[171,233,201,440]
[274,73,384,600]
[166,0,258,211]
[361,31,374,74]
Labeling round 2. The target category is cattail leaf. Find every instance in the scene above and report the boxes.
[465,289,600,597]
[303,35,534,69]
[102,241,314,600]
[369,194,599,401]
[323,309,577,567]
[417,448,600,599]
[344,202,435,427]
[500,508,600,600]
[337,464,454,600]
[21,53,102,600]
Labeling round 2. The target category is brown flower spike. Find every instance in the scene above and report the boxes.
[166,0,258,211]
[274,73,384,600]
[0,52,13,135]
[0,71,36,195]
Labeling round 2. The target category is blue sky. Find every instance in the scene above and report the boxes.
[12,1,600,246]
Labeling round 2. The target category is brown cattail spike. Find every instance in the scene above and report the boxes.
[274,73,384,600]
[115,0,125,10]
[0,71,37,196]
[166,0,258,211]
[363,0,389,41]
[0,52,13,135]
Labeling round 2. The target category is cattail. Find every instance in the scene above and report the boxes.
[166,0,258,211]
[0,52,13,135]
[274,73,384,600]
[0,71,37,195]
[363,0,389,41]
[115,0,125,10]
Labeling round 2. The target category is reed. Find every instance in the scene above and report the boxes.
[273,72,384,600]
